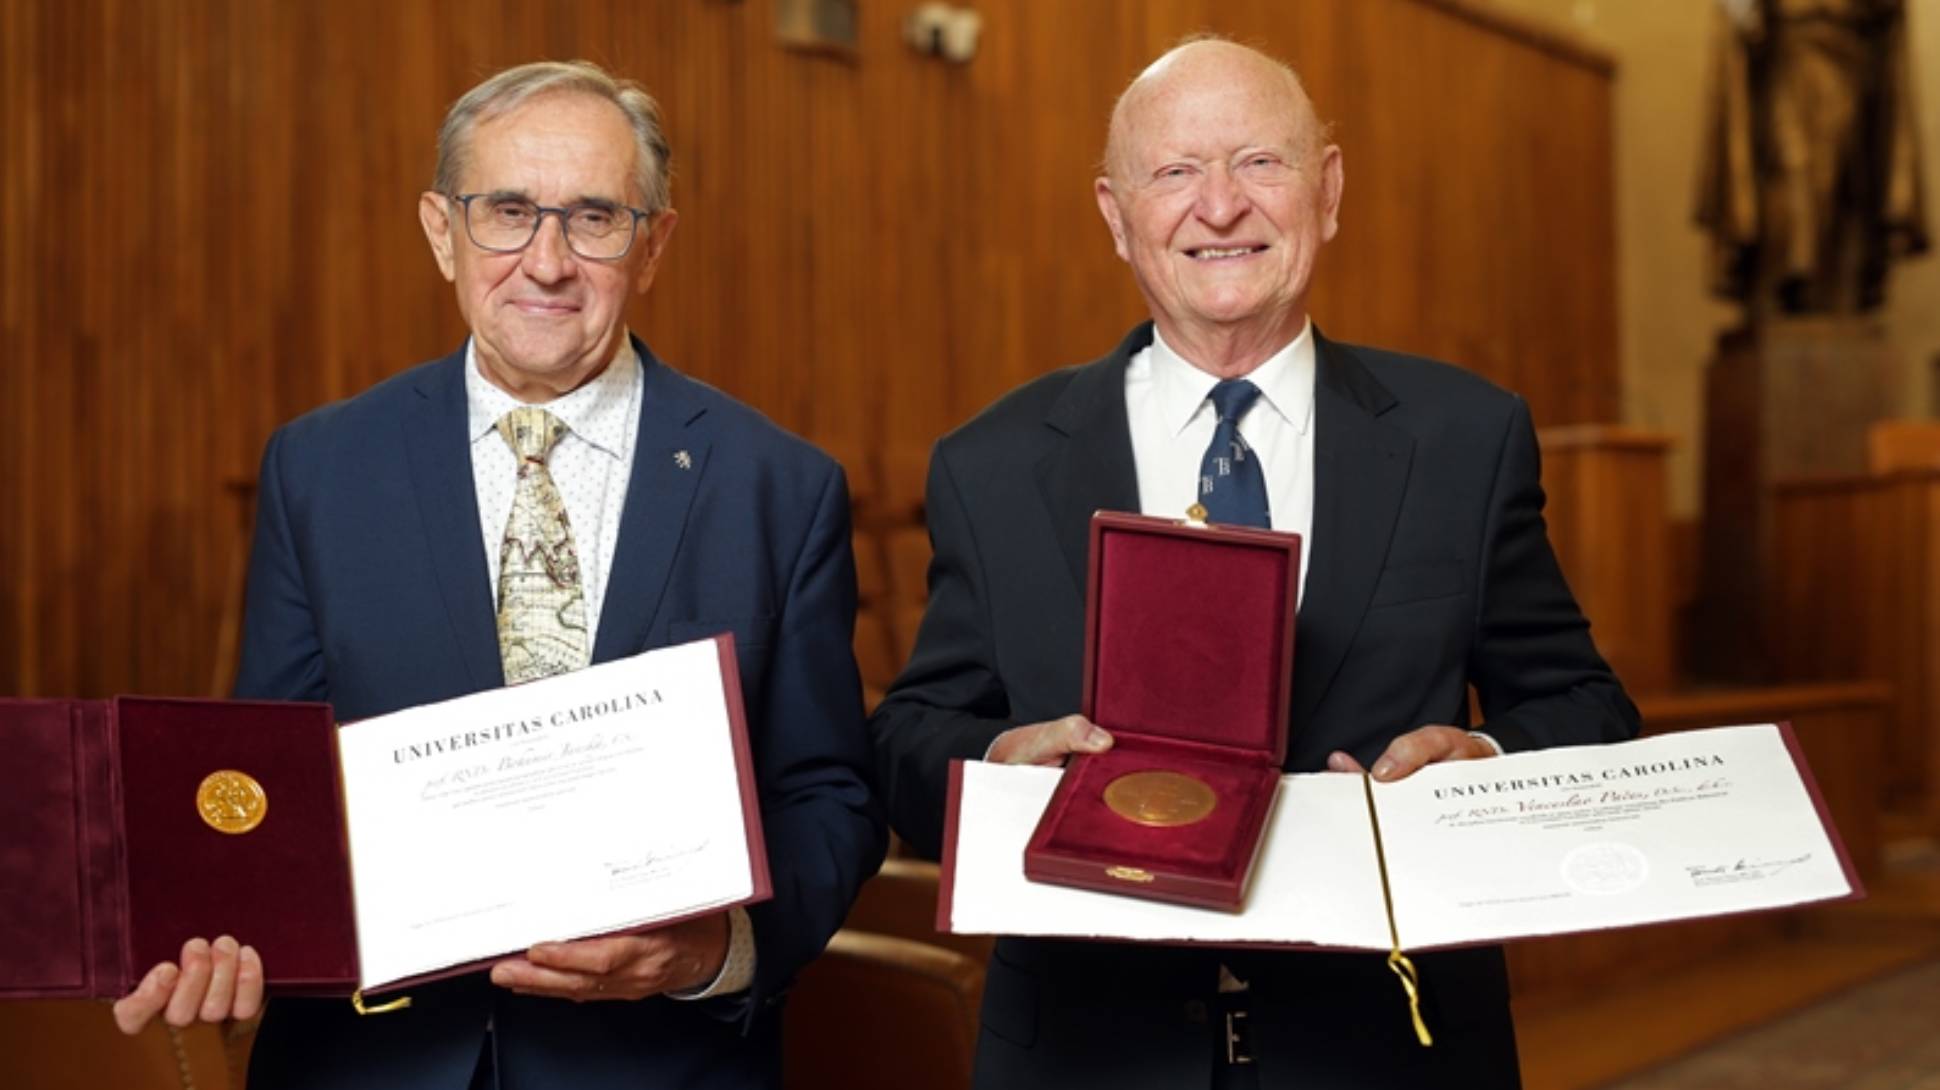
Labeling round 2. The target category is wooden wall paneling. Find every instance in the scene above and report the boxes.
[1920,476,1940,821]
[1869,420,1940,472]
[1538,425,1675,694]
[1772,477,1880,685]
[3,0,1619,707]
[1296,0,1619,427]
[951,0,1141,423]
[1873,472,1940,817]
[1773,470,1940,816]
[1,0,38,696]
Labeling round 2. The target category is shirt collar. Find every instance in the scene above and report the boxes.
[464,337,640,459]
[1150,320,1317,437]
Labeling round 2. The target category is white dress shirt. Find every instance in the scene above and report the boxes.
[1125,325,1504,775]
[1124,321,1317,603]
[465,337,755,999]
[466,339,641,644]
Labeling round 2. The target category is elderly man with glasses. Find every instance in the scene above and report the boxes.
[110,60,884,1090]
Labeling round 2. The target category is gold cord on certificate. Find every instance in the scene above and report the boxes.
[1363,773,1432,1047]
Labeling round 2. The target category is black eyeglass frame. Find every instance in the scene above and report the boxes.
[446,192,655,261]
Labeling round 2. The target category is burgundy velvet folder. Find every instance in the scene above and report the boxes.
[0,635,769,1001]
[0,696,358,1000]
[1023,511,1300,911]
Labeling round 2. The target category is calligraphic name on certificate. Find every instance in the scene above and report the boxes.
[337,638,763,991]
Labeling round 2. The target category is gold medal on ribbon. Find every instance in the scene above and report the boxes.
[196,770,268,835]
[1103,770,1217,827]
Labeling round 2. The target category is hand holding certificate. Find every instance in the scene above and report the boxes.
[337,636,767,994]
[3,636,768,1023]
[944,723,1860,949]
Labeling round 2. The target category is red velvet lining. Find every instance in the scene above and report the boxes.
[1091,528,1291,755]
[115,698,358,987]
[1035,739,1278,876]
[0,702,88,993]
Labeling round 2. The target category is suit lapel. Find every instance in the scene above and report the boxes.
[590,338,710,664]
[403,349,503,691]
[1034,325,1149,591]
[1288,334,1414,733]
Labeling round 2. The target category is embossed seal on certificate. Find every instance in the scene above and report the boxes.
[1561,841,1647,895]
[196,770,268,835]
[1104,770,1217,827]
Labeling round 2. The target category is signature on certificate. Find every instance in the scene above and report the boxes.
[1684,853,1812,887]
[603,839,713,888]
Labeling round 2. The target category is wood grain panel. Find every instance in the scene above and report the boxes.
[2,0,1616,700]
[1539,425,1676,694]
[1775,471,1940,816]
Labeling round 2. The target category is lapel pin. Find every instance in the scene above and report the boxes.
[674,450,693,471]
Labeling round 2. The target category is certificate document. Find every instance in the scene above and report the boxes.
[941,723,1859,951]
[337,637,769,992]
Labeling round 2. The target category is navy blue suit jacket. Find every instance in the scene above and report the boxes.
[235,339,885,1090]
[870,324,1640,1090]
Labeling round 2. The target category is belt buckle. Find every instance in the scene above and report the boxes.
[1224,1009,1254,1065]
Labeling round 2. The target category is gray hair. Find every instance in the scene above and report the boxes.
[433,60,672,213]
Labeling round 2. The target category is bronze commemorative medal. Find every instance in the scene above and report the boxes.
[196,770,268,835]
[1103,770,1218,827]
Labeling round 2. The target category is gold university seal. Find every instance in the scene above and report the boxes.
[196,770,268,835]
[1103,770,1217,827]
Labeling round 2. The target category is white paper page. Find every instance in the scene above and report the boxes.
[1375,724,1854,950]
[337,640,756,990]
[947,761,1393,948]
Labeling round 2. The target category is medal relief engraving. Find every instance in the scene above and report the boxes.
[197,769,268,834]
[1103,770,1218,828]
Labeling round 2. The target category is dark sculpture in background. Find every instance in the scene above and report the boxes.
[1696,0,1929,315]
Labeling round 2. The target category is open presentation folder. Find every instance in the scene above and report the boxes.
[0,637,769,1003]
[941,723,1861,951]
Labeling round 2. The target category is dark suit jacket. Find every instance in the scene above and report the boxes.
[869,323,1640,1090]
[234,338,885,1090]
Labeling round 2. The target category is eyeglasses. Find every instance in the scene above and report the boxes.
[448,193,652,260]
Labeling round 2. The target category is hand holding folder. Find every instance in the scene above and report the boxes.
[112,936,264,1036]
[2,639,770,1034]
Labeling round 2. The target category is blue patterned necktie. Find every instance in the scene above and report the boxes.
[1197,379,1271,529]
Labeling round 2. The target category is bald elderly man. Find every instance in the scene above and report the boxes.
[870,37,1639,1090]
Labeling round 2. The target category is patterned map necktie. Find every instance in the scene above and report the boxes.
[1198,378,1272,529]
[495,407,590,683]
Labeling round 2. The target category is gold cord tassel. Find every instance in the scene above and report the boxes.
[350,990,413,1015]
[1363,774,1433,1047]
[1385,949,1434,1046]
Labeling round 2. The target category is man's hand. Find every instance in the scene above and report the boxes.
[490,912,729,1002]
[111,936,264,1035]
[1326,725,1497,782]
[987,714,1114,766]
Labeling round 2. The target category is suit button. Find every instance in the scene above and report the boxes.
[1184,999,1208,1024]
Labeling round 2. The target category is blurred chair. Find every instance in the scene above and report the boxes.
[0,1002,233,1090]
[843,858,993,965]
[783,930,981,1090]
[882,525,933,666]
[1869,419,1940,472]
